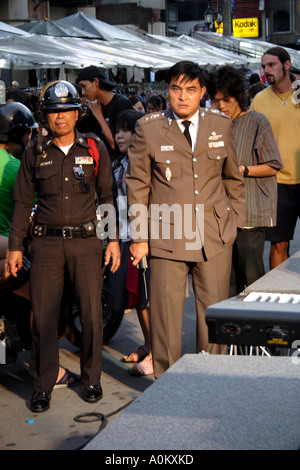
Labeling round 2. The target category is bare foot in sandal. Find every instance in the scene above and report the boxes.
[122,344,150,363]
[54,367,81,389]
[129,355,154,376]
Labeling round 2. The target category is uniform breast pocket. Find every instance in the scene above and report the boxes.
[207,148,227,177]
[73,164,94,193]
[153,152,181,182]
[35,166,58,197]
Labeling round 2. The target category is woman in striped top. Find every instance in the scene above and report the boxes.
[207,65,283,295]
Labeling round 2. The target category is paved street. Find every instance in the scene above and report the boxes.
[0,221,299,450]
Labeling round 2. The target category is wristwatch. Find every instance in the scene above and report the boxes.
[243,166,249,177]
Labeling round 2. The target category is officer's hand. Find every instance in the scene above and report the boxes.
[105,241,120,273]
[7,250,23,278]
[130,242,149,268]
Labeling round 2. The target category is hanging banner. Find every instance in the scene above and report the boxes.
[232,18,259,37]
[214,21,223,34]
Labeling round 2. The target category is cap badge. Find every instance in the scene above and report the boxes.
[54,83,69,98]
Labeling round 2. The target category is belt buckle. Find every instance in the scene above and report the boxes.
[62,226,72,239]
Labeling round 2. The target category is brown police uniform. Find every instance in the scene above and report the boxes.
[126,107,245,378]
[9,130,115,392]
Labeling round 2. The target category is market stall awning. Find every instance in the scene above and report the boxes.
[193,31,300,69]
[0,31,260,71]
[0,20,30,37]
[17,19,100,39]
[147,34,260,67]
[56,11,144,42]
[0,34,172,70]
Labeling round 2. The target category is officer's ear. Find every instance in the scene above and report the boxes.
[200,86,206,100]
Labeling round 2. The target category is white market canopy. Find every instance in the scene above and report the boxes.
[194,31,300,69]
[17,18,100,39]
[0,20,30,37]
[56,11,145,43]
[0,34,259,71]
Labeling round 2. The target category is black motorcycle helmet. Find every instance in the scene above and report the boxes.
[0,101,38,144]
[39,80,82,112]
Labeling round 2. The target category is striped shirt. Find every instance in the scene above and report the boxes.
[232,110,283,228]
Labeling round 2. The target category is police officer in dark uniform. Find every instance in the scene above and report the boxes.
[7,81,120,412]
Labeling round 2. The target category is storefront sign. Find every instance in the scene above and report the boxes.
[232,18,259,37]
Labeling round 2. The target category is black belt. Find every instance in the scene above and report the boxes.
[32,222,96,239]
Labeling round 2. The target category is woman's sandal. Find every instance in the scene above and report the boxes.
[122,345,150,363]
[53,368,82,390]
[129,355,154,376]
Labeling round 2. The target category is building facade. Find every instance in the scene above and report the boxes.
[1,1,299,48]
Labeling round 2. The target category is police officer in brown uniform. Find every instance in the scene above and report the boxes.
[126,61,245,378]
[7,81,120,412]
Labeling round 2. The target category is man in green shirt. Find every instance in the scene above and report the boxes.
[0,101,37,281]
[0,147,20,237]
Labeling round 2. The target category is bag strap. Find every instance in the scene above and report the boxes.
[87,137,100,177]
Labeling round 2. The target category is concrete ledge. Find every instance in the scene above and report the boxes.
[84,354,300,450]
[246,250,300,294]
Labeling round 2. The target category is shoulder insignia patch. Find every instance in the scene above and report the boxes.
[142,112,164,124]
[207,108,228,119]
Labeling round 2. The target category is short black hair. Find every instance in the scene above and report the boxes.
[6,89,33,112]
[249,73,261,86]
[128,94,147,112]
[206,65,249,111]
[248,82,267,101]
[166,61,208,88]
[146,95,163,110]
[115,109,144,133]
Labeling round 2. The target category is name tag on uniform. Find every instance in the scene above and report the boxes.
[161,145,174,151]
[75,156,94,164]
[208,141,224,148]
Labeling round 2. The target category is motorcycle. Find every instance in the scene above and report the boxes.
[0,251,124,365]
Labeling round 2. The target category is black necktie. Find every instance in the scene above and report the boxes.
[182,120,192,147]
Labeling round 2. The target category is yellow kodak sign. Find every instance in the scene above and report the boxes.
[232,18,259,37]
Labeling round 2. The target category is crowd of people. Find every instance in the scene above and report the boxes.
[0,45,299,412]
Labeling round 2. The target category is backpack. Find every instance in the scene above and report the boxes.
[87,137,100,178]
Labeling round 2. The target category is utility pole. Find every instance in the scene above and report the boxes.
[223,0,232,36]
[259,0,266,41]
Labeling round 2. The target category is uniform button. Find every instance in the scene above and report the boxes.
[193,157,197,163]
[194,190,199,195]
[217,155,220,160]
[65,196,69,200]
[166,159,171,164]
[65,177,69,182]
[194,174,198,178]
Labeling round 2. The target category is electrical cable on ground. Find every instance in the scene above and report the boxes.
[73,398,135,450]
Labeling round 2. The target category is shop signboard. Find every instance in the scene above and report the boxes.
[232,18,259,37]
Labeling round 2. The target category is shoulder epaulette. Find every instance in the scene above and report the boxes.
[142,112,165,124]
[205,107,229,119]
[80,132,101,143]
